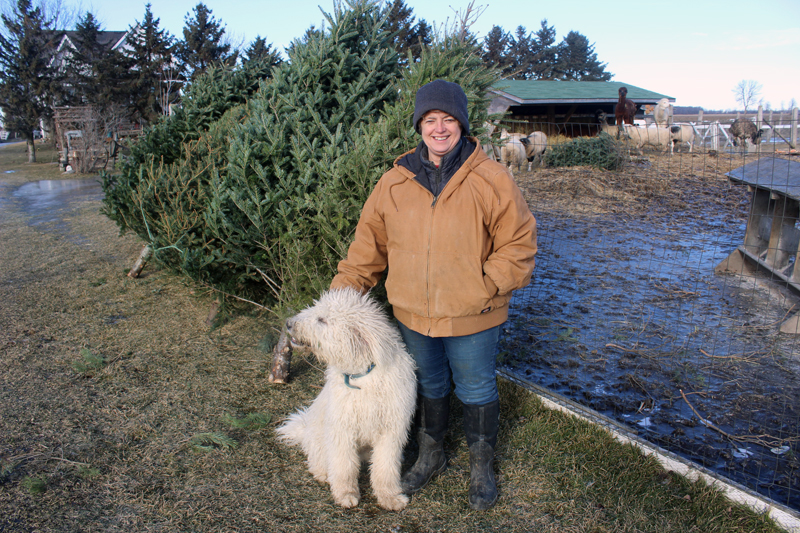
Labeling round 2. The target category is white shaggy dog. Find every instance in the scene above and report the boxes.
[276,288,417,510]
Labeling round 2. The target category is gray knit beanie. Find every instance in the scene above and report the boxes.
[413,79,470,135]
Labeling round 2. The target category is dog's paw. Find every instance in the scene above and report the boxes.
[333,490,360,508]
[377,492,409,511]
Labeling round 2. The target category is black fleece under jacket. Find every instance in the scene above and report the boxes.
[398,137,477,198]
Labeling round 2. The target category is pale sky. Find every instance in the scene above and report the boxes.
[84,0,800,111]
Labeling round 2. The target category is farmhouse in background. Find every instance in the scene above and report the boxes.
[488,80,674,137]
[51,30,130,57]
[49,29,132,79]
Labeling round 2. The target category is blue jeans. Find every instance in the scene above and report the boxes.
[397,322,500,405]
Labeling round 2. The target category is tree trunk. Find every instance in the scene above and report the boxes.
[268,324,292,384]
[205,299,221,327]
[27,139,36,163]
[128,245,152,278]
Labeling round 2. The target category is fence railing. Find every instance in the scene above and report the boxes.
[496,106,799,155]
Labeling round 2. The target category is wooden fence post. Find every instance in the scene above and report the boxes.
[792,107,798,149]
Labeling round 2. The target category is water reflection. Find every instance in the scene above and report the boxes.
[10,179,103,224]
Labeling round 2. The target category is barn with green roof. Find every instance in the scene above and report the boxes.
[488,80,674,136]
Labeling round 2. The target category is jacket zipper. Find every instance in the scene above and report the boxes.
[426,195,437,335]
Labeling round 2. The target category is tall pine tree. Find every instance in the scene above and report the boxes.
[507,26,535,79]
[530,19,559,80]
[481,26,511,74]
[556,31,612,81]
[66,12,135,113]
[0,0,61,161]
[384,0,431,66]
[177,3,231,80]
[124,3,176,123]
[241,35,282,70]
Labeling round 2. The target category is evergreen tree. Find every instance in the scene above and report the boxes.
[556,30,611,81]
[0,0,61,161]
[481,25,511,74]
[62,13,102,105]
[102,0,502,311]
[384,0,431,66]
[507,26,535,79]
[530,19,558,80]
[125,3,176,123]
[177,2,231,80]
[105,0,402,307]
[67,12,135,112]
[241,35,283,70]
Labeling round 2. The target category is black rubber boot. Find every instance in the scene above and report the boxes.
[463,400,500,511]
[401,395,450,495]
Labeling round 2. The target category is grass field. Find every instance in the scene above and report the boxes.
[0,140,792,532]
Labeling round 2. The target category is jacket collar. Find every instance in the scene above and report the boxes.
[394,136,487,196]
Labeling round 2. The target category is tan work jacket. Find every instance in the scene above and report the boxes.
[331,138,537,337]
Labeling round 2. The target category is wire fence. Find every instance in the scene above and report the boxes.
[498,118,800,514]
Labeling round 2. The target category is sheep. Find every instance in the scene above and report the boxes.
[523,131,548,167]
[620,124,672,154]
[669,124,695,153]
[498,129,548,171]
[729,118,763,152]
[654,98,671,126]
[615,87,637,129]
[499,129,528,171]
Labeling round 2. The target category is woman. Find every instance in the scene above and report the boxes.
[330,79,537,510]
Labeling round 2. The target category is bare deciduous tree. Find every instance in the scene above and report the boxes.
[732,79,763,113]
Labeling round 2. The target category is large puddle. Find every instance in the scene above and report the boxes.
[502,204,800,511]
[1,178,105,245]
[9,179,104,222]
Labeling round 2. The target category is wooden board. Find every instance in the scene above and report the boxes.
[727,157,800,200]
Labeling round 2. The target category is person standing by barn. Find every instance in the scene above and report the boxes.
[330,79,537,510]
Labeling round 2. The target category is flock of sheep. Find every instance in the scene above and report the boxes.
[488,87,766,172]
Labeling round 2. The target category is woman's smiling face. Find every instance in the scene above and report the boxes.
[420,110,462,165]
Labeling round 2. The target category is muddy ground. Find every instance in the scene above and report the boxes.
[505,151,800,511]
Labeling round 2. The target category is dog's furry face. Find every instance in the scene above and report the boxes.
[287,288,398,372]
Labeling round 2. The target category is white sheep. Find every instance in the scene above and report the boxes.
[499,130,528,171]
[653,98,671,126]
[525,131,548,168]
[499,130,548,170]
[621,124,673,154]
[669,124,695,153]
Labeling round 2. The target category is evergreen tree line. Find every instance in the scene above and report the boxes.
[0,0,284,161]
[0,0,612,163]
[481,19,611,82]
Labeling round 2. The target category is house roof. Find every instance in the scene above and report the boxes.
[58,30,130,51]
[489,80,674,105]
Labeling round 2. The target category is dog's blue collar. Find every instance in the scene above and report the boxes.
[343,363,376,390]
